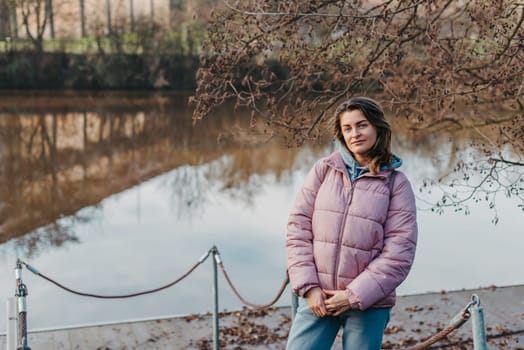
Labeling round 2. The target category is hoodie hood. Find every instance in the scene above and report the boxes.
[335,140,402,182]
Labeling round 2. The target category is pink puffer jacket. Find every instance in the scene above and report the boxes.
[286,151,417,310]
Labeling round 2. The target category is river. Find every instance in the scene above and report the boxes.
[0,91,522,332]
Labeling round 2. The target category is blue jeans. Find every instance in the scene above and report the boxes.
[286,298,391,350]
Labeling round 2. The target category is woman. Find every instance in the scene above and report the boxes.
[286,97,418,350]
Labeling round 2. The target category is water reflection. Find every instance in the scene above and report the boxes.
[0,92,522,332]
[0,97,192,244]
[0,92,328,255]
[1,93,522,254]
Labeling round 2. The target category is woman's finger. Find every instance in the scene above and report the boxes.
[314,305,322,317]
[314,303,327,317]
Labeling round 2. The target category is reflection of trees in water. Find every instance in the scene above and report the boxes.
[220,157,274,207]
[165,164,211,221]
[0,94,327,255]
[5,206,102,258]
[168,115,522,225]
[165,144,327,219]
[1,93,520,258]
[0,105,188,246]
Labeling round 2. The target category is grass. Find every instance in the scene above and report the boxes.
[0,23,207,56]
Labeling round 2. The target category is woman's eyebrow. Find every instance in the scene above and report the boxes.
[342,119,367,127]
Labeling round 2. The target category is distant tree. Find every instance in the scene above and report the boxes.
[0,0,11,39]
[191,0,523,218]
[79,0,86,36]
[19,0,50,52]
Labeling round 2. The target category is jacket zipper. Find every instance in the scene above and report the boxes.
[333,173,354,290]
[331,171,387,290]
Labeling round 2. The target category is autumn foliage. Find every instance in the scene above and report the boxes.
[191,0,523,217]
[192,0,523,140]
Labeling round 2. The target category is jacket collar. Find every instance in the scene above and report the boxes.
[332,141,403,175]
[324,151,347,174]
[324,151,401,183]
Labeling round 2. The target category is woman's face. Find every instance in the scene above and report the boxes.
[339,109,378,165]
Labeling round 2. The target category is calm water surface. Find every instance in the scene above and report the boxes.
[0,92,522,332]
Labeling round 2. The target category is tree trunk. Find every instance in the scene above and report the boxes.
[149,0,154,28]
[10,1,18,39]
[129,0,134,32]
[35,36,43,53]
[105,0,111,34]
[79,0,86,37]
[0,0,9,39]
[46,0,55,39]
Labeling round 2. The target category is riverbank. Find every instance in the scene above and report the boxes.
[2,284,522,349]
[0,51,199,90]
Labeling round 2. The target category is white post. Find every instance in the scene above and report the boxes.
[6,297,17,350]
[211,247,219,350]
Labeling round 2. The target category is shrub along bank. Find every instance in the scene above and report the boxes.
[0,51,199,90]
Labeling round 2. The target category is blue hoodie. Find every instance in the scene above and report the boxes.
[335,141,403,183]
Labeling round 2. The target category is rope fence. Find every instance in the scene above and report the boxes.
[22,251,211,299]
[7,245,488,350]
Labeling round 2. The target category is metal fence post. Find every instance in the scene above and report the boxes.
[471,294,488,350]
[211,246,220,350]
[291,292,298,321]
[15,259,31,350]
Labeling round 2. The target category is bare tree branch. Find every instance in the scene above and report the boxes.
[222,0,426,19]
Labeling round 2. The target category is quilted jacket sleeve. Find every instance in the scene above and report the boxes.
[345,172,418,310]
[286,159,327,297]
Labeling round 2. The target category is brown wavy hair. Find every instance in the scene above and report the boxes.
[333,97,393,174]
